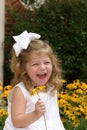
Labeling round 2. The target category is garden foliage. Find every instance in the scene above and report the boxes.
[4,0,87,84]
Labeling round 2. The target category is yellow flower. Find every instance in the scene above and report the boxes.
[0,82,3,91]
[61,80,67,83]
[0,108,8,117]
[0,85,3,91]
[30,86,46,96]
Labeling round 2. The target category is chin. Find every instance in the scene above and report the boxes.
[37,83,46,86]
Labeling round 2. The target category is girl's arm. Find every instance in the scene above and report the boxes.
[11,87,46,128]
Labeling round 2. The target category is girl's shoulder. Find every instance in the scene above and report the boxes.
[8,82,29,102]
[47,84,57,96]
[47,84,57,91]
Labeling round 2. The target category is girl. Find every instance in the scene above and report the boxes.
[3,30,65,130]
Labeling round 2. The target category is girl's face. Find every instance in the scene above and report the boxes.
[25,51,53,86]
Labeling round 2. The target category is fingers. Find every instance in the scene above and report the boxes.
[35,99,46,116]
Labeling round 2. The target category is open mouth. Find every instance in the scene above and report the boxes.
[37,73,47,79]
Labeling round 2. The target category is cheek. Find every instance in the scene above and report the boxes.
[50,64,53,71]
[48,65,53,75]
[27,67,36,77]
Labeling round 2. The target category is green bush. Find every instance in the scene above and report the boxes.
[4,0,87,85]
[0,115,7,130]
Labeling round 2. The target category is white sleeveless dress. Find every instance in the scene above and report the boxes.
[3,82,65,130]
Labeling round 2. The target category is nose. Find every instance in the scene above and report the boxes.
[39,63,46,70]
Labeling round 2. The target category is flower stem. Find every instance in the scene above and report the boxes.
[37,93,47,130]
[43,114,47,130]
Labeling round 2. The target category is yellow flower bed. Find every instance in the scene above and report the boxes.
[58,80,87,126]
[0,83,12,117]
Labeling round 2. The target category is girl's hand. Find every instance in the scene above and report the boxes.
[35,99,46,117]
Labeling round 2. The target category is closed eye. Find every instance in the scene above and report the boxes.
[32,63,39,66]
[44,61,51,65]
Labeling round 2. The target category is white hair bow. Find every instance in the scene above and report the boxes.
[13,30,41,56]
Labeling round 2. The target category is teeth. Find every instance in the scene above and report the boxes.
[37,73,46,76]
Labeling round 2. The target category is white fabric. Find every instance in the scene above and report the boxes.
[13,30,41,56]
[3,82,65,130]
